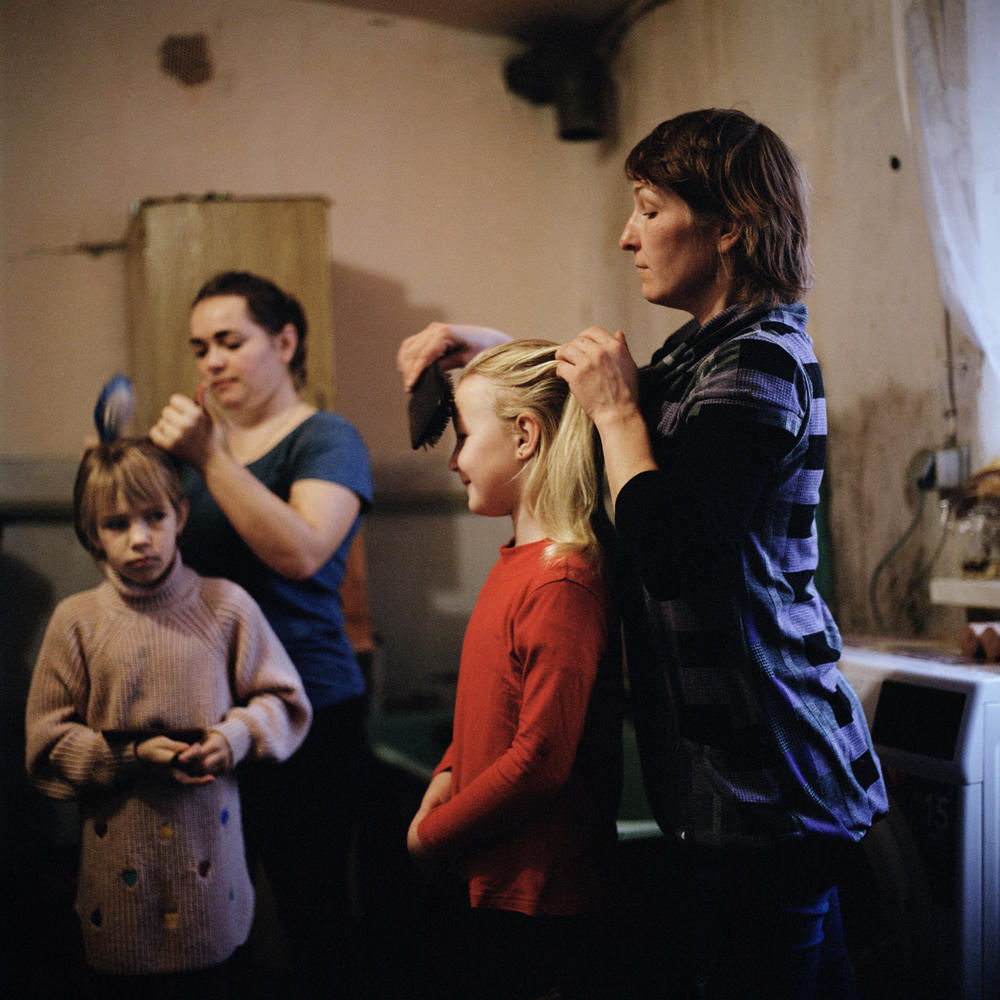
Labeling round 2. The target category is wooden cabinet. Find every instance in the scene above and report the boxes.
[125,195,333,430]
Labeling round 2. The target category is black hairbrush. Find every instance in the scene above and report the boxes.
[408,360,454,449]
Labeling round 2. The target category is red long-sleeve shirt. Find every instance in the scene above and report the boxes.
[417,539,622,916]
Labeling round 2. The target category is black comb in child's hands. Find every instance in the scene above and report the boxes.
[94,373,135,443]
[409,361,454,449]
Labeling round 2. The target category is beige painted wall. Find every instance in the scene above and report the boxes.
[1,0,980,673]
[0,0,594,458]
[598,0,980,638]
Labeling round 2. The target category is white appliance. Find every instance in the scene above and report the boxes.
[839,641,1000,1000]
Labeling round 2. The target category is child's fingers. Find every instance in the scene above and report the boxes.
[168,744,208,776]
[171,769,215,785]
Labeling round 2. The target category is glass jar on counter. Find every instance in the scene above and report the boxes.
[944,498,1000,578]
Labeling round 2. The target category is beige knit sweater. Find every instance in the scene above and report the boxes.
[25,555,312,974]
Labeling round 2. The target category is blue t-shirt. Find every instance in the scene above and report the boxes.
[180,411,374,710]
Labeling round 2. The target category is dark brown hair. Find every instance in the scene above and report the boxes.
[625,108,813,306]
[193,271,309,390]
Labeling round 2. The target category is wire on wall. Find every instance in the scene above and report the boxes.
[869,451,935,633]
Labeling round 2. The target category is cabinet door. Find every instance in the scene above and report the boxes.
[126,196,333,430]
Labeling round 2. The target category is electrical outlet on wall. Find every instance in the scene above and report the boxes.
[934,444,971,492]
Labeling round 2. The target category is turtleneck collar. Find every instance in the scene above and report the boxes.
[102,552,198,610]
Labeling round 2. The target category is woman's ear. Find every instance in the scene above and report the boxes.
[514,413,541,461]
[276,323,298,365]
[717,218,742,255]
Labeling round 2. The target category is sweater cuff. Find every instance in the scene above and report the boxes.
[116,741,144,775]
[211,720,251,767]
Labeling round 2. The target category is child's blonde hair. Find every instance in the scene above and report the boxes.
[460,339,603,565]
[74,438,186,557]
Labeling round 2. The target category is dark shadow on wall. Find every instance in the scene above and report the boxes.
[826,382,955,639]
[328,259,450,459]
[325,258,507,710]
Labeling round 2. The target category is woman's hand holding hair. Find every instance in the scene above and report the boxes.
[149,386,223,472]
[152,384,357,579]
[555,326,658,502]
[80,433,100,460]
[555,326,641,425]
[397,322,510,391]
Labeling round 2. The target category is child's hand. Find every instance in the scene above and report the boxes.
[406,811,463,884]
[407,770,454,876]
[134,735,215,785]
[194,731,234,775]
[418,769,453,813]
[407,810,451,877]
[168,732,233,782]
[406,811,431,861]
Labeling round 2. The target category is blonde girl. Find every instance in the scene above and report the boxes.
[406,339,622,1000]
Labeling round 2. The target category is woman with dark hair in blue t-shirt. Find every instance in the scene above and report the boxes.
[151,271,373,1000]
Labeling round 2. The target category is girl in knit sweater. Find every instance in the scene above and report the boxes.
[25,439,311,999]
[405,341,623,1000]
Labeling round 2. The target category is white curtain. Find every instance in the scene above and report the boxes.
[894,0,1000,455]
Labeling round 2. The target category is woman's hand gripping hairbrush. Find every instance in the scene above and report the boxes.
[397,322,510,391]
[400,323,512,449]
[149,384,226,473]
